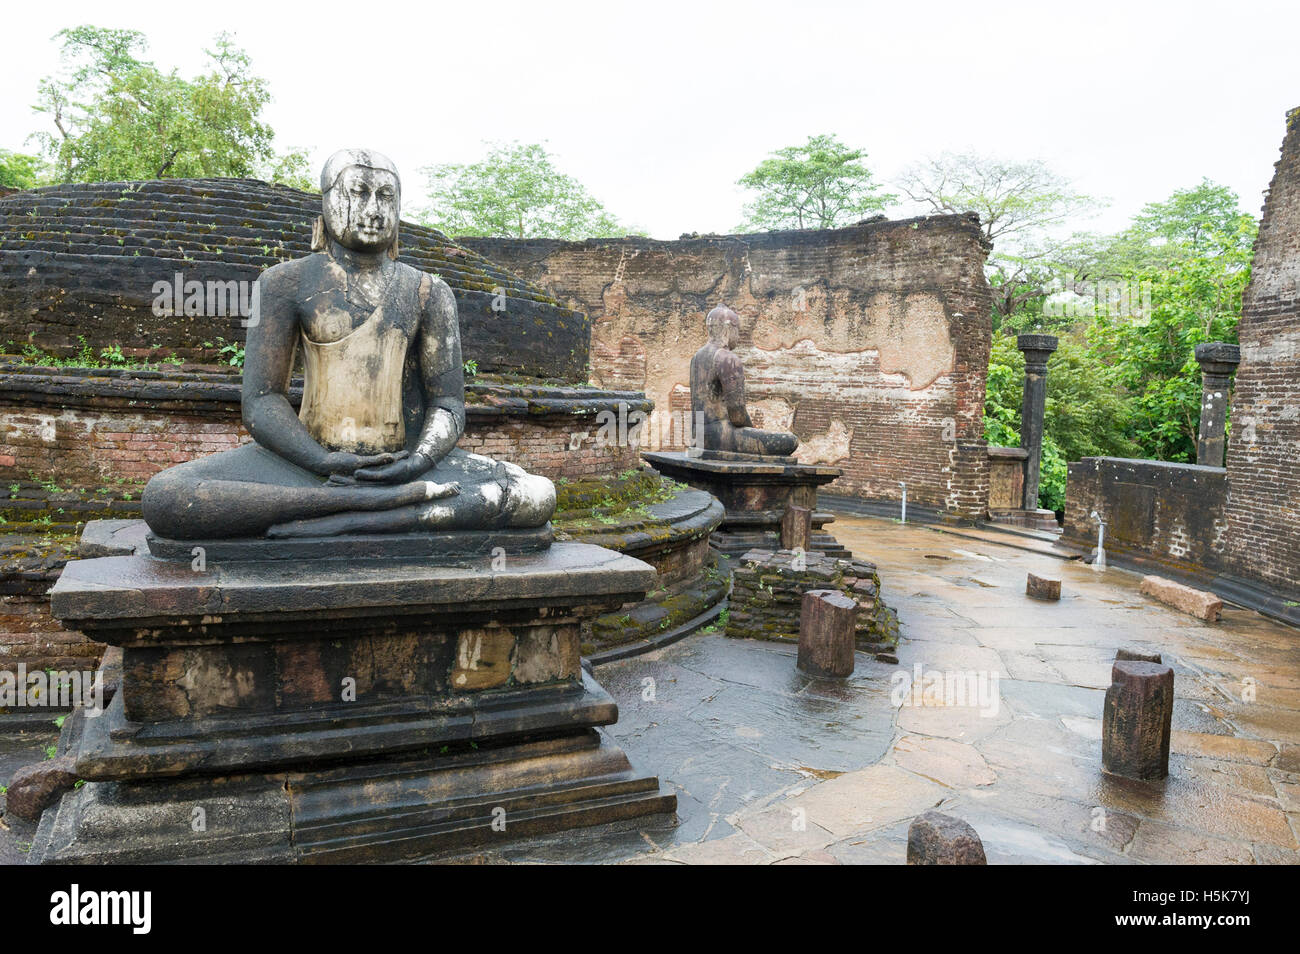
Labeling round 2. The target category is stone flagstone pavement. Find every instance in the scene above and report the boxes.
[456,514,1300,864]
[2,513,1297,864]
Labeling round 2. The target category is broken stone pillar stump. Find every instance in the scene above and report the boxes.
[906,811,987,865]
[797,589,857,678]
[1102,659,1174,781]
[4,754,78,822]
[1026,572,1061,601]
[31,529,675,864]
[781,505,813,551]
[642,450,847,556]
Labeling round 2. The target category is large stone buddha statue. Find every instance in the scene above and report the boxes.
[690,304,799,458]
[142,149,555,540]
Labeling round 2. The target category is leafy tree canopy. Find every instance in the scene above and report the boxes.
[984,333,1140,512]
[985,178,1257,508]
[419,142,632,240]
[897,153,1096,252]
[897,153,1098,329]
[0,150,43,190]
[736,134,896,231]
[31,26,310,188]
[1071,179,1258,277]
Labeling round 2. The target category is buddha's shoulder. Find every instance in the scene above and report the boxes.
[258,253,331,290]
[412,267,455,309]
[713,347,742,369]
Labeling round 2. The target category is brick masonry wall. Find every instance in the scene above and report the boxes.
[2,406,244,488]
[1223,108,1300,596]
[462,214,994,519]
[1062,457,1229,574]
[0,540,94,673]
[0,179,590,381]
[0,371,647,489]
[727,548,899,652]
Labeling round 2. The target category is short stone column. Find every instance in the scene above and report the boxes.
[1193,342,1241,467]
[780,505,812,551]
[797,589,856,677]
[1017,333,1059,510]
[1101,658,1174,780]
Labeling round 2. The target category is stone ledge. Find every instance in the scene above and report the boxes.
[51,541,655,635]
[0,363,650,419]
[644,450,840,482]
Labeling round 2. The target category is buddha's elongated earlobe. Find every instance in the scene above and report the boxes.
[388,234,401,261]
[311,215,326,252]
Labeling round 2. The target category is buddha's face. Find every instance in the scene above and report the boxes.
[323,166,400,253]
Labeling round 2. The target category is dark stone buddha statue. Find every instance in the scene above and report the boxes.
[689,304,798,458]
[142,149,555,540]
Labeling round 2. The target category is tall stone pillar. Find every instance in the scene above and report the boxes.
[1017,334,1059,511]
[1193,342,1241,467]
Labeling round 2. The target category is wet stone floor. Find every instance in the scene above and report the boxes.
[467,515,1300,864]
[2,514,1298,865]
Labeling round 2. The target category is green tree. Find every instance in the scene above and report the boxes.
[1056,180,1256,462]
[983,333,1139,512]
[0,150,43,190]
[1088,253,1251,462]
[897,153,1098,330]
[31,26,309,187]
[1073,179,1257,277]
[735,134,895,231]
[419,142,629,239]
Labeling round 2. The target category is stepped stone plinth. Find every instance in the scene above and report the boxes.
[34,540,674,863]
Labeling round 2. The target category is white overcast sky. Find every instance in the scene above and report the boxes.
[2,0,1297,239]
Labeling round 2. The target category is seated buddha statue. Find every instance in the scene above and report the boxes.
[689,305,799,458]
[141,149,555,540]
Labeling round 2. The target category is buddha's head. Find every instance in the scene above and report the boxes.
[705,304,741,350]
[315,148,401,258]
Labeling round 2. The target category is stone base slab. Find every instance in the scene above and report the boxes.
[33,540,676,862]
[986,508,1061,532]
[643,451,846,556]
[33,724,674,864]
[146,525,554,563]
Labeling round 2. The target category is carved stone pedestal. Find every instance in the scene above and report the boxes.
[32,532,675,864]
[643,450,846,557]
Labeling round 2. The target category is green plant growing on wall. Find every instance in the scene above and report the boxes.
[216,338,245,367]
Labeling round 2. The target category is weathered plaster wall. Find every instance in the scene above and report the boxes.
[1223,108,1300,597]
[463,214,993,518]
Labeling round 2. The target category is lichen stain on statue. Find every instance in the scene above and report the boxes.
[690,304,800,459]
[141,149,556,541]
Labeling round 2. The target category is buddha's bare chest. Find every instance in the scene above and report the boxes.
[297,272,419,345]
